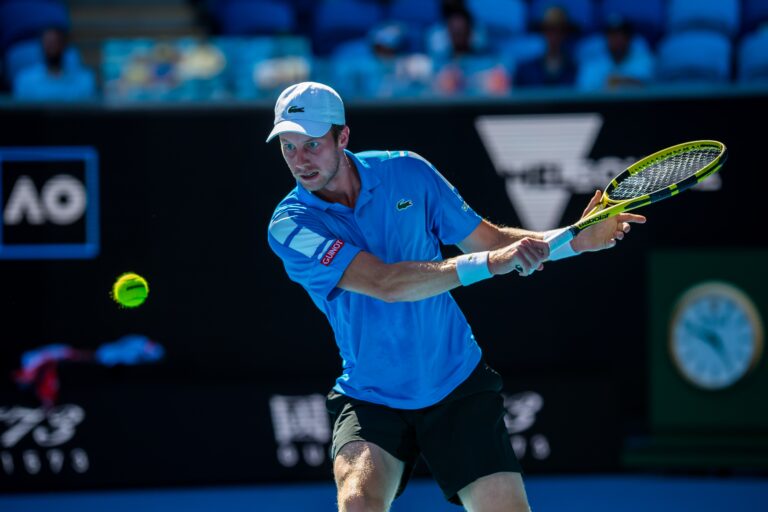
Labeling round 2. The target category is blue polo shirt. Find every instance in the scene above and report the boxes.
[267,149,483,409]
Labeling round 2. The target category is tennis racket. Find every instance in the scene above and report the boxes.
[542,139,727,256]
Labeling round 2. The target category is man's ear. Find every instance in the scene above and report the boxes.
[338,125,350,149]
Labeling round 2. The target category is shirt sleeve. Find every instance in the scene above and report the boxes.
[409,152,483,246]
[267,206,362,301]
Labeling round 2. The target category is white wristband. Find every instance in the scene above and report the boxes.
[544,229,579,261]
[456,251,493,286]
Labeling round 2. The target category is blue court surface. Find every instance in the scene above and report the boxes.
[2,474,767,512]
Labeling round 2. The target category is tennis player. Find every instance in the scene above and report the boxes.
[266,82,645,512]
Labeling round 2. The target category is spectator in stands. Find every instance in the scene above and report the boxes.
[12,28,96,101]
[426,0,490,62]
[514,5,578,88]
[370,21,410,59]
[432,4,510,96]
[331,21,432,98]
[576,15,654,91]
[445,3,474,57]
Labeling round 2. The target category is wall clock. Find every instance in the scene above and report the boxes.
[669,281,764,390]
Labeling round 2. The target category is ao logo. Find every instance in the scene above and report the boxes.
[5,174,87,226]
[0,147,99,259]
[475,114,720,231]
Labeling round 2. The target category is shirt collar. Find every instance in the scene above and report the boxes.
[296,149,380,211]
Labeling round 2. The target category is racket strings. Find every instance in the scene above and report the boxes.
[609,148,721,200]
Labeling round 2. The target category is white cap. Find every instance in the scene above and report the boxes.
[266,82,345,142]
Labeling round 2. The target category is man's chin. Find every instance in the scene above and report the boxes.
[300,180,326,192]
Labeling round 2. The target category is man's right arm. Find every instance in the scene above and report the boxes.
[337,237,549,303]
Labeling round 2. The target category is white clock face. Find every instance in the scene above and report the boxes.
[670,282,764,390]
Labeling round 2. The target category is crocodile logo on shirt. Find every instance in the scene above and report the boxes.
[396,199,414,211]
[287,105,305,113]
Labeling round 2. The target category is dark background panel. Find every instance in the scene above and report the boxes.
[0,93,765,490]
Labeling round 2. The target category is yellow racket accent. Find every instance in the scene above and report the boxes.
[545,140,727,253]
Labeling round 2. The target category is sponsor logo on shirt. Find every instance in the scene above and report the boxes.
[395,199,413,211]
[321,239,344,266]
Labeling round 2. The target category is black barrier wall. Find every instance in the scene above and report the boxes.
[0,91,766,490]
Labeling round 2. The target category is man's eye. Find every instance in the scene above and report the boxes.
[284,144,295,151]
[307,142,319,149]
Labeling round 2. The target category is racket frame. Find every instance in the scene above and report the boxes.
[546,140,727,252]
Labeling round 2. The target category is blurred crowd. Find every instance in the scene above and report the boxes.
[1,0,768,102]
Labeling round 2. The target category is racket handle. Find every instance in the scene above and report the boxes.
[514,227,576,274]
[545,227,576,253]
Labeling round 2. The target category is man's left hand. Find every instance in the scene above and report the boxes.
[571,190,646,253]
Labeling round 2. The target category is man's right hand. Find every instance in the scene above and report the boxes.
[488,237,550,277]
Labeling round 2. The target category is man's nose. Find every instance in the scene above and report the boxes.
[295,148,311,166]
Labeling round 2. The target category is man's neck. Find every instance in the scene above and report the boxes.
[315,152,361,208]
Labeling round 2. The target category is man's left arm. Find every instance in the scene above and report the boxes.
[458,190,646,257]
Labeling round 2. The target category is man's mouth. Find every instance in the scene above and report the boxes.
[299,171,320,180]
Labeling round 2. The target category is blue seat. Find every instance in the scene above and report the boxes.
[388,0,440,28]
[498,33,546,67]
[217,0,295,35]
[467,0,527,38]
[574,32,651,65]
[667,0,740,38]
[385,1,439,53]
[312,0,384,56]
[656,30,732,84]
[0,0,69,50]
[529,0,596,34]
[738,28,768,83]
[600,0,665,45]
[742,0,768,35]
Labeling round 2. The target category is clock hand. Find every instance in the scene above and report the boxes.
[703,330,732,369]
[684,320,715,344]
[684,321,732,368]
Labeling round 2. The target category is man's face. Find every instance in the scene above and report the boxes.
[279,129,346,193]
[543,23,568,47]
[42,29,65,67]
[607,30,630,61]
[447,14,471,54]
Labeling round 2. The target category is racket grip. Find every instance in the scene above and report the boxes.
[544,227,576,254]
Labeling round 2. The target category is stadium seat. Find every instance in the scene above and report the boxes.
[0,0,69,50]
[667,0,740,38]
[498,33,545,67]
[599,0,665,45]
[217,0,295,36]
[574,32,651,65]
[467,0,527,39]
[332,38,373,59]
[389,0,441,28]
[386,1,440,53]
[656,30,732,84]
[738,28,768,83]
[312,0,384,56]
[742,0,768,36]
[529,0,597,34]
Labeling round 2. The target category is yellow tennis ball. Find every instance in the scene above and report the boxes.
[111,272,149,308]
